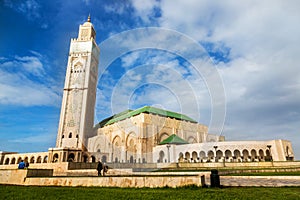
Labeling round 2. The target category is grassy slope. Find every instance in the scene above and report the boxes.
[1,185,300,200]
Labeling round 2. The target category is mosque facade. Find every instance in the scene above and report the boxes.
[0,18,295,167]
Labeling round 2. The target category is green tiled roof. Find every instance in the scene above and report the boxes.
[159,134,189,145]
[98,106,197,127]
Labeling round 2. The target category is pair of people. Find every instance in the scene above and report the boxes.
[97,161,108,176]
[18,160,29,169]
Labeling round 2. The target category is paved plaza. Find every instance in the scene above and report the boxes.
[215,176,300,187]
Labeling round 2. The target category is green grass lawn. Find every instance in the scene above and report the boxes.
[1,185,300,200]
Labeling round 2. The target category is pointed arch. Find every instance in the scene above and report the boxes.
[126,132,137,163]
[250,149,257,161]
[259,149,264,160]
[159,151,165,163]
[192,151,198,162]
[4,158,9,165]
[199,151,206,159]
[242,149,249,161]
[36,156,42,163]
[225,150,232,159]
[178,152,184,162]
[159,132,169,143]
[112,135,122,163]
[68,153,75,162]
[11,157,16,164]
[30,156,35,163]
[17,157,22,164]
[187,136,197,144]
[207,150,214,159]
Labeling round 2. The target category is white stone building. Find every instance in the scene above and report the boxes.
[0,17,295,167]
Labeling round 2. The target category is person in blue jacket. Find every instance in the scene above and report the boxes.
[18,160,25,169]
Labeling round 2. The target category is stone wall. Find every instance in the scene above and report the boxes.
[0,169,53,185]
[0,169,205,188]
[0,162,69,176]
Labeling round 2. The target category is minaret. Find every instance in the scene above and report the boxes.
[55,16,100,151]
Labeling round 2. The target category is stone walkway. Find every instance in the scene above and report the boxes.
[208,176,300,187]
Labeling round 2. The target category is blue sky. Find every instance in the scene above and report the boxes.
[1,0,300,159]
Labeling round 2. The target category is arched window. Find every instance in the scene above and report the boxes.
[225,150,232,159]
[216,150,223,160]
[91,156,96,163]
[68,153,75,162]
[199,151,206,159]
[101,155,107,163]
[69,132,72,138]
[207,150,214,160]
[53,154,59,162]
[251,149,257,161]
[233,149,241,158]
[37,156,42,163]
[11,157,16,164]
[17,157,22,164]
[242,149,249,161]
[62,135,64,139]
[159,151,165,163]
[5,158,10,165]
[76,134,78,138]
[185,152,190,161]
[83,154,89,162]
[258,149,264,160]
[43,156,48,163]
[30,156,35,164]
[178,152,184,162]
[192,151,198,162]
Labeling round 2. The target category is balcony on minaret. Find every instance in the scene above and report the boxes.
[78,16,96,41]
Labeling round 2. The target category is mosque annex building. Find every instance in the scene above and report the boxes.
[0,18,295,168]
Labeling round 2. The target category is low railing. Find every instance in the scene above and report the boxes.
[68,162,158,170]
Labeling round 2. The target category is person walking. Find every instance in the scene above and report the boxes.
[103,163,108,176]
[97,161,103,176]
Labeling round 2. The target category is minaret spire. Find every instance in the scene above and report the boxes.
[87,14,91,22]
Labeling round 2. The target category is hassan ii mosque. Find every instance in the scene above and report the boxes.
[0,17,295,168]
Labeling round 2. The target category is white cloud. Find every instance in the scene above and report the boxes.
[0,70,60,106]
[4,0,41,20]
[131,0,160,23]
[126,0,300,158]
[0,53,60,106]
[15,56,44,76]
[103,51,212,123]
[1,54,45,76]
[104,2,130,15]
[9,132,55,144]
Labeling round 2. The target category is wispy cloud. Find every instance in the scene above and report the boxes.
[4,0,41,20]
[112,0,300,157]
[0,52,60,106]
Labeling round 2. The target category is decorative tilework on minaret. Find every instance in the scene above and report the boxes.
[56,16,100,150]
